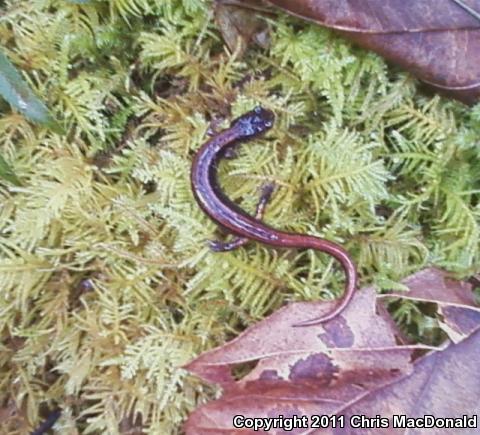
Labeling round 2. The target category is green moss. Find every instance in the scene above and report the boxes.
[0,0,479,432]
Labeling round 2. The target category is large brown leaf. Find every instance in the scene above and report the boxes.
[338,328,480,434]
[380,267,480,341]
[184,269,480,434]
[254,0,480,103]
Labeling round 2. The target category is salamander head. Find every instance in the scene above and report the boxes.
[230,106,275,139]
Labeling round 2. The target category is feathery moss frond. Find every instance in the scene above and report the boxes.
[302,124,390,218]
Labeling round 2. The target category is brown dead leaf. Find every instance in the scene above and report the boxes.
[380,267,479,309]
[380,267,480,341]
[215,0,271,55]
[338,328,480,434]
[441,305,480,341]
[236,0,480,103]
[184,269,480,434]
[185,287,422,386]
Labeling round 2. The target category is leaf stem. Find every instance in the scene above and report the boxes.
[450,0,480,22]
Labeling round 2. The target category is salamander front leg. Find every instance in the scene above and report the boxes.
[209,183,275,252]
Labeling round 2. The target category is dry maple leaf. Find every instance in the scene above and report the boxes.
[380,267,480,342]
[225,0,480,103]
[337,328,480,434]
[184,269,480,434]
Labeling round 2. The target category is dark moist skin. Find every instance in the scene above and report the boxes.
[191,107,358,326]
[31,409,61,435]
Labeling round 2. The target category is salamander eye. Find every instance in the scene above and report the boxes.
[264,120,272,128]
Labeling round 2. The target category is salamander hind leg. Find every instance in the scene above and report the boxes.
[208,183,276,252]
